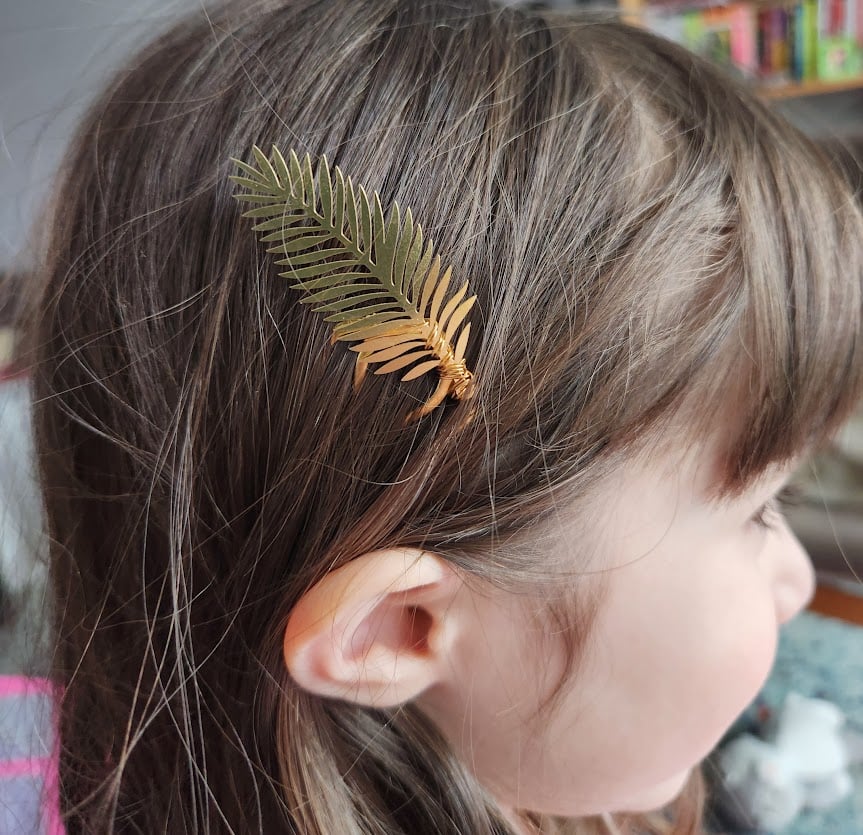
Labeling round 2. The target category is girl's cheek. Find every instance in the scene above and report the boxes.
[673,552,780,754]
[718,580,780,713]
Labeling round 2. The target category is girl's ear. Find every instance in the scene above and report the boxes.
[283,549,464,708]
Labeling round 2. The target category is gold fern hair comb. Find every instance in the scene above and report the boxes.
[230,146,476,423]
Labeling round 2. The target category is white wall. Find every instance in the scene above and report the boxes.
[0,0,200,268]
[776,90,863,141]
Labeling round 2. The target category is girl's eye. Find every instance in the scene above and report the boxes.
[750,485,803,530]
[751,501,777,530]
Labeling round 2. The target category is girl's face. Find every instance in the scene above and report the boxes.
[418,441,815,818]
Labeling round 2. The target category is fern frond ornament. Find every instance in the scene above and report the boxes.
[230,145,476,422]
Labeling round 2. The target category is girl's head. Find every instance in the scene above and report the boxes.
[27,1,863,832]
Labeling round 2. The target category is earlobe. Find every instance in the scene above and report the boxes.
[283,549,462,708]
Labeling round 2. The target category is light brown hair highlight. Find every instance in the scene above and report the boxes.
[23,1,863,832]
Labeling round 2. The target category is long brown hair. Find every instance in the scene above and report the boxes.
[25,1,863,832]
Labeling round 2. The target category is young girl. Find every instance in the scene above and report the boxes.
[19,0,863,832]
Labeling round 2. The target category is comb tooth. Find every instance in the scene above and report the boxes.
[400,358,440,382]
[393,209,415,295]
[234,195,286,206]
[310,294,390,315]
[375,350,435,375]
[428,266,452,323]
[453,322,472,362]
[301,153,315,205]
[444,295,476,343]
[333,319,415,343]
[318,156,333,225]
[345,176,359,243]
[333,313,412,341]
[231,157,266,180]
[293,271,369,290]
[304,284,381,303]
[271,146,291,187]
[418,256,441,318]
[351,327,423,354]
[371,193,390,266]
[353,358,368,390]
[252,145,275,182]
[360,341,427,364]
[288,150,303,191]
[358,187,373,252]
[437,281,469,335]
[323,302,399,324]
[409,238,433,303]
[263,232,332,251]
[230,175,270,191]
[334,168,346,237]
[255,218,311,236]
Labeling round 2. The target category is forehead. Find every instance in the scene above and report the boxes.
[579,425,794,536]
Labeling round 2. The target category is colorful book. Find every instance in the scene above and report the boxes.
[644,0,863,86]
[817,0,863,77]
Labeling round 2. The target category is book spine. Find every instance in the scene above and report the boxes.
[804,0,819,78]
[759,6,790,81]
[730,2,758,75]
[770,6,791,79]
[642,0,863,85]
[758,8,771,76]
[682,9,704,55]
[788,3,801,79]
[829,0,845,35]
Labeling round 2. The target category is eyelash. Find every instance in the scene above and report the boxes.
[751,485,803,530]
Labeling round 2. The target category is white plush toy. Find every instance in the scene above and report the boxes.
[0,373,49,674]
[716,692,862,832]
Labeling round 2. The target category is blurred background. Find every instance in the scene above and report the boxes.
[1,2,862,833]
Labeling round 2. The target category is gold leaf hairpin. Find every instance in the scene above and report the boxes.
[230,145,476,423]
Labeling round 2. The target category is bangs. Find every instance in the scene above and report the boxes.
[580,27,863,498]
[698,112,863,492]
[463,21,863,516]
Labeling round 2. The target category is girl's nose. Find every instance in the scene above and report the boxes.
[771,521,816,625]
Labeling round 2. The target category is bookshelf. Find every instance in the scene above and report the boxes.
[620,0,863,101]
[760,75,863,98]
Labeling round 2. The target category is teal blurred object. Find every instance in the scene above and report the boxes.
[711,609,863,834]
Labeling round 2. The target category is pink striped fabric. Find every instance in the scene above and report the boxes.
[0,676,63,834]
